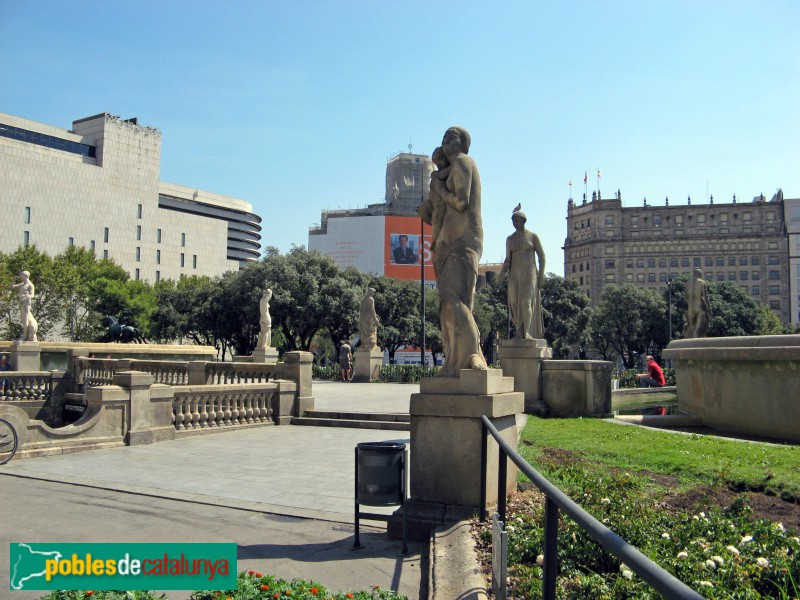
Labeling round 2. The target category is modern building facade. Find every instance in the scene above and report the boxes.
[563,191,791,324]
[309,152,436,285]
[0,111,261,281]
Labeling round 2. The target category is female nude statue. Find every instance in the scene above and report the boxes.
[424,126,488,377]
[257,288,272,349]
[499,207,546,339]
[359,287,379,351]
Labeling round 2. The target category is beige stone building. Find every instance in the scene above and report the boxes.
[784,197,800,327]
[564,190,791,324]
[0,111,261,281]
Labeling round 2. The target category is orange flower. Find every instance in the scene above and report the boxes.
[346,594,354,599]
[256,572,263,577]
[248,570,256,575]
[261,584,270,590]
[285,591,292,596]
[273,593,279,599]
[310,587,318,595]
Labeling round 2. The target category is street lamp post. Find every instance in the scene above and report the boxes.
[667,276,673,342]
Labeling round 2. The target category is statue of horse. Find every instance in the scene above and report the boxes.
[102,316,147,344]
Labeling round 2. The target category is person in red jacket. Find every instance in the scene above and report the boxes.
[636,355,665,387]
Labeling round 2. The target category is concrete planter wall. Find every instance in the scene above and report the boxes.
[541,360,614,417]
[663,335,800,443]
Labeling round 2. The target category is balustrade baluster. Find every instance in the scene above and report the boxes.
[199,394,209,428]
[207,393,217,427]
[223,394,232,426]
[191,397,201,429]
[245,393,254,423]
[174,397,184,430]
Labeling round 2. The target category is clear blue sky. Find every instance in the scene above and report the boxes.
[2,1,798,271]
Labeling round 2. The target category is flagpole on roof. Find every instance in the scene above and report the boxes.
[597,168,601,198]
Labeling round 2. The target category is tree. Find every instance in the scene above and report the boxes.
[541,274,592,359]
[89,278,157,340]
[371,276,421,364]
[474,277,507,364]
[589,284,667,367]
[0,245,65,340]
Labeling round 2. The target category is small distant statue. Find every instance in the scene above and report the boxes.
[12,270,38,342]
[359,288,379,351]
[102,316,146,344]
[684,268,712,338]
[499,206,546,339]
[257,289,273,349]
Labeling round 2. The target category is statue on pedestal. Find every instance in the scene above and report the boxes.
[423,126,487,377]
[684,268,712,338]
[359,288,379,351]
[257,289,273,349]
[12,271,38,342]
[499,206,546,339]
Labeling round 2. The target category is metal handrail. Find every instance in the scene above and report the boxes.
[480,415,703,599]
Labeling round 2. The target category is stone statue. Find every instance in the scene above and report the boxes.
[257,289,273,349]
[684,268,712,338]
[12,270,38,342]
[499,206,546,339]
[359,288,379,351]
[417,146,452,251]
[423,126,487,377]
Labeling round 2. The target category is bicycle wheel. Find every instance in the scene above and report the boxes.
[0,418,18,465]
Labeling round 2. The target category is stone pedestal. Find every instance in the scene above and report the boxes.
[351,347,383,382]
[542,360,614,417]
[251,347,279,364]
[392,369,523,540]
[499,338,552,415]
[11,341,41,371]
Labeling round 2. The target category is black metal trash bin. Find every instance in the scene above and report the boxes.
[353,441,408,554]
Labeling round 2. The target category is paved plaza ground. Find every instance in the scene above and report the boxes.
[0,381,429,599]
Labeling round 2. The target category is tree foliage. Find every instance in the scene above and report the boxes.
[541,274,592,359]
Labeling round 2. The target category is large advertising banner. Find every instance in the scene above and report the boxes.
[308,215,385,275]
[384,215,435,284]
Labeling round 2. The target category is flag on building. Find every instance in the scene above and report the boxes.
[583,172,587,184]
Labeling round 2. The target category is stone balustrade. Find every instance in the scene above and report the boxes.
[200,362,275,385]
[1,371,52,401]
[172,384,275,430]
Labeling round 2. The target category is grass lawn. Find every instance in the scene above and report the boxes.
[517,416,800,501]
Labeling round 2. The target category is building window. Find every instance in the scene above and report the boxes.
[579,263,583,272]
[670,258,678,267]
[752,271,760,280]
[716,272,724,281]
[648,273,656,282]
[136,225,141,241]
[716,257,723,266]
[23,231,30,246]
[693,258,701,267]
[103,249,108,259]
[767,211,775,221]
[193,255,197,269]
[704,257,713,267]
[579,276,583,285]
[769,286,780,295]
[751,256,760,265]
[728,256,736,266]
[637,258,644,268]
[136,247,141,262]
[752,286,760,295]
[605,274,615,282]
[631,216,639,225]
[740,271,748,280]
[605,216,614,225]
[637,273,645,282]
[648,258,656,268]
[157,229,162,243]
[156,250,161,265]
[739,257,748,266]
[156,271,161,282]
[698,214,706,223]
[626,259,633,268]
[675,215,683,224]
[659,258,667,268]
[681,258,690,267]
[137,204,142,219]
[104,227,109,243]
[768,256,779,265]
[68,237,74,246]
[727,272,735,281]
[720,213,728,222]
[180,253,185,267]
[181,232,186,247]
[135,268,140,281]
[572,264,576,273]
[743,212,752,221]
[25,207,31,224]
[90,240,95,251]
[768,271,780,280]
[605,260,615,269]
[625,273,633,282]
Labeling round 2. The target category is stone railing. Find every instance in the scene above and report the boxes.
[1,371,52,401]
[172,384,275,430]
[129,360,189,385]
[202,362,275,385]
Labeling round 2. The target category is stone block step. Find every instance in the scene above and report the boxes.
[305,410,410,423]
[292,416,410,431]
